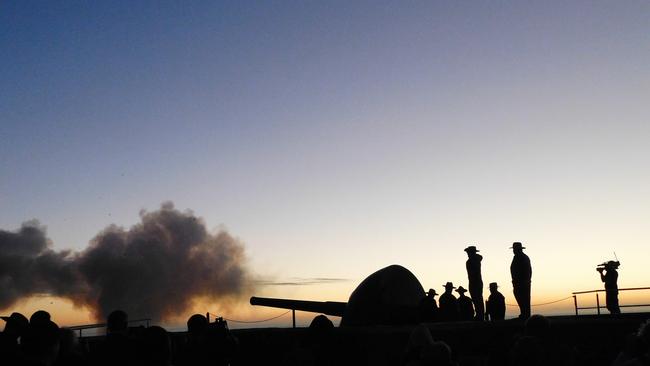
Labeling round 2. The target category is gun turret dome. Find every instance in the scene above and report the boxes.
[250,264,426,326]
[341,264,425,326]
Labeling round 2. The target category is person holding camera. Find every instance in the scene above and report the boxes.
[598,261,621,314]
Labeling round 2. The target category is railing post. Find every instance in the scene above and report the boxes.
[596,293,601,315]
[292,309,296,328]
[573,295,578,316]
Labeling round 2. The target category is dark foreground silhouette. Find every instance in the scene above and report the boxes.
[3,309,650,366]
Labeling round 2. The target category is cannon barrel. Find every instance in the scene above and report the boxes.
[250,296,347,317]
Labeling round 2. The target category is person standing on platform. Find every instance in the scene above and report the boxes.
[419,289,439,322]
[439,282,459,322]
[486,282,506,321]
[598,260,621,314]
[464,245,485,321]
[510,242,532,319]
[456,286,474,321]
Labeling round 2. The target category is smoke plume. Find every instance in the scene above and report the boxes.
[0,203,251,320]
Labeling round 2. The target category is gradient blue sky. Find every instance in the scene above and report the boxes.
[2,1,650,324]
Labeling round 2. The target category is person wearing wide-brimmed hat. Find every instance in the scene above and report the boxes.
[439,282,459,322]
[1,312,29,364]
[418,289,439,322]
[455,286,474,321]
[598,260,621,314]
[486,282,506,321]
[510,242,532,319]
[464,245,485,321]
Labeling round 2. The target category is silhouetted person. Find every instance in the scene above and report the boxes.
[598,260,621,314]
[1,312,29,365]
[485,282,506,321]
[176,314,209,366]
[456,286,474,321]
[309,314,334,331]
[510,242,532,319]
[22,319,61,366]
[91,310,136,366]
[1,312,29,343]
[30,310,52,327]
[464,245,485,321]
[418,289,439,322]
[284,315,335,366]
[439,282,459,322]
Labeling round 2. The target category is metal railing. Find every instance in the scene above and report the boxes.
[572,287,650,315]
[67,318,151,338]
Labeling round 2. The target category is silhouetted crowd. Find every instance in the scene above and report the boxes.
[2,308,650,365]
[418,243,529,324]
[0,309,238,366]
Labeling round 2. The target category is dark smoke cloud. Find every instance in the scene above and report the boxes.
[0,221,86,308]
[0,203,251,320]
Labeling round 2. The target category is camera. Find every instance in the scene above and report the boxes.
[596,260,620,271]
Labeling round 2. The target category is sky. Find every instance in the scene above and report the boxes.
[1,1,650,328]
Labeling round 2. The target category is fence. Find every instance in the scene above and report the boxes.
[572,287,650,315]
[67,318,151,338]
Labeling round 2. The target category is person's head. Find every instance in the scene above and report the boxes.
[187,314,208,336]
[455,286,468,297]
[443,282,455,294]
[464,246,479,257]
[605,261,620,270]
[309,314,334,331]
[107,310,128,335]
[427,289,438,299]
[510,242,525,254]
[1,312,29,338]
[29,310,51,327]
[489,282,499,294]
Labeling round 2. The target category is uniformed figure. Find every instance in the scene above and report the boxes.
[464,245,485,321]
[418,288,439,322]
[486,282,506,321]
[510,242,532,319]
[439,282,459,322]
[456,286,474,321]
[598,261,620,314]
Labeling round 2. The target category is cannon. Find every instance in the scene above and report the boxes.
[250,264,425,326]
